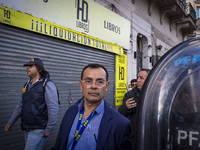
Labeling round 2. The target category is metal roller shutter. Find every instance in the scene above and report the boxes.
[0,23,115,150]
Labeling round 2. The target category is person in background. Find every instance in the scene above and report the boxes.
[51,63,132,150]
[4,58,59,150]
[128,79,137,91]
[118,68,150,150]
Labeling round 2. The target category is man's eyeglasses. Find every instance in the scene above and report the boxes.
[82,79,107,87]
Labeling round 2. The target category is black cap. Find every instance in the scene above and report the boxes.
[23,58,44,67]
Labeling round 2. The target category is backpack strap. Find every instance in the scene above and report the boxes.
[42,78,60,106]
[42,78,48,87]
[22,79,30,93]
[42,78,49,93]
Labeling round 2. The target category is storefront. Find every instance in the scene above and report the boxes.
[0,0,130,149]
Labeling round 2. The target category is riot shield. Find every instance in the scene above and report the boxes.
[139,37,200,150]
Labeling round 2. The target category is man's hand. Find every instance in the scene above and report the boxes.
[42,132,51,137]
[125,98,137,110]
[4,124,12,132]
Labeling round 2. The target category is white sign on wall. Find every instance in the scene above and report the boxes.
[0,0,131,49]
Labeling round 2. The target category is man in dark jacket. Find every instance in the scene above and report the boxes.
[118,68,150,150]
[4,58,59,150]
[52,63,132,150]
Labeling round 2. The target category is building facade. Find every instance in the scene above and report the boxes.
[96,0,197,83]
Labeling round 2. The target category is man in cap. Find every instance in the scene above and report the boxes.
[4,58,59,150]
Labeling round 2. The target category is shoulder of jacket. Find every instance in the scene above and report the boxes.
[104,101,127,119]
[109,107,130,124]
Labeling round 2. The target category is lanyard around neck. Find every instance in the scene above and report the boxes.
[71,106,94,150]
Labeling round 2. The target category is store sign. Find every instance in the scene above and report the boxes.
[0,0,130,49]
[115,53,127,106]
[0,5,122,55]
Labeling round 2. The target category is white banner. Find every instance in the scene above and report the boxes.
[0,0,131,49]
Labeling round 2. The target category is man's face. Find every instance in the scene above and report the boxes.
[80,67,110,104]
[131,82,137,89]
[26,65,39,78]
[137,71,148,91]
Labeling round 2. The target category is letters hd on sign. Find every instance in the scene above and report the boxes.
[76,0,89,32]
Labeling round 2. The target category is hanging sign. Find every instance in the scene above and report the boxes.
[115,52,127,106]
